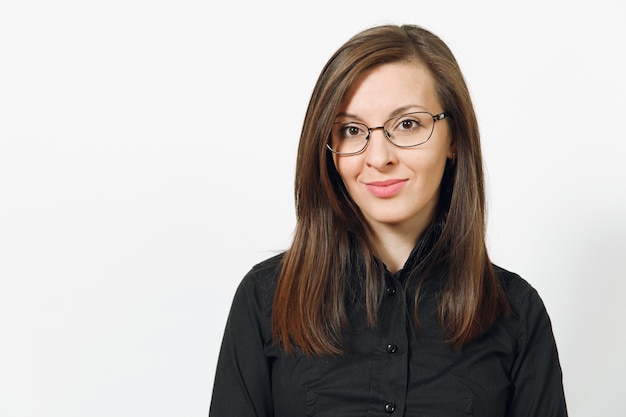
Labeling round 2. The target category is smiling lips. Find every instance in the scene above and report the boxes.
[364,179,408,198]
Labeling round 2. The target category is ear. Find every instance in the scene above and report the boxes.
[447,140,457,160]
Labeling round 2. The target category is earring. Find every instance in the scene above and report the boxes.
[451,152,457,165]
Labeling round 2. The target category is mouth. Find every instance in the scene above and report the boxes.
[364,179,408,198]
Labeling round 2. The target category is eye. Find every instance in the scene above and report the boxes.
[395,117,422,132]
[338,123,367,139]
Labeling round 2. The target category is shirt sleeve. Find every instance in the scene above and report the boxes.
[208,271,274,417]
[507,286,568,417]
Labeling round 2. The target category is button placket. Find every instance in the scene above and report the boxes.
[377,275,407,416]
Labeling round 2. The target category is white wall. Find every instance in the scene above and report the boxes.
[1,1,624,416]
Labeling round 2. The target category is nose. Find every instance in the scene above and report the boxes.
[364,127,396,169]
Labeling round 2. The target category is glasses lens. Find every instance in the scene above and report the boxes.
[330,122,368,154]
[384,112,435,147]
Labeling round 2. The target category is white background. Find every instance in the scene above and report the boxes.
[1,1,625,416]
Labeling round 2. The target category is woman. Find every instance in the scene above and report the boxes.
[209,24,567,416]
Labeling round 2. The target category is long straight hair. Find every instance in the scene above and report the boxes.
[272,24,510,356]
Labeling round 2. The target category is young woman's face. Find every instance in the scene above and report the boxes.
[333,61,454,237]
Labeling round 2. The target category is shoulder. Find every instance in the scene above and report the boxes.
[493,264,539,306]
[242,252,284,286]
[235,252,284,309]
[492,264,552,334]
[222,252,285,341]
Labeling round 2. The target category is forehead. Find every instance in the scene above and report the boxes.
[339,61,440,118]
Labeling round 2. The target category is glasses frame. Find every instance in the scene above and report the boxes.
[326,111,448,155]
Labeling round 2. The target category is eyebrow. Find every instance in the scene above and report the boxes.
[335,104,428,122]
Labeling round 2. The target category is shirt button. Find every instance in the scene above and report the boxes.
[385,402,396,413]
[385,286,396,296]
[386,343,398,354]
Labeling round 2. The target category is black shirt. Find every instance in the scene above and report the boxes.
[209,253,567,417]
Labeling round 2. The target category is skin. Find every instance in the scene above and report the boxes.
[333,61,455,272]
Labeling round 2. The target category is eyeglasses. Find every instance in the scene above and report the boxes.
[327,111,448,155]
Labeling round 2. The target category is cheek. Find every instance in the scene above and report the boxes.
[333,156,359,184]
[405,152,447,177]
[404,155,449,200]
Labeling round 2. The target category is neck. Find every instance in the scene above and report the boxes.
[368,224,422,274]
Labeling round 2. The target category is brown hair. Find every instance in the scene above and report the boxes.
[272,24,510,356]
